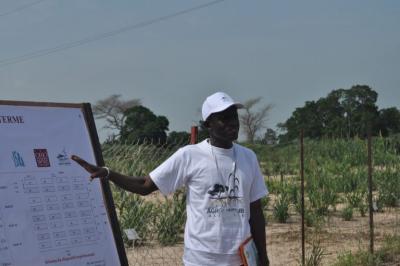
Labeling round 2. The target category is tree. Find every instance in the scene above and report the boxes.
[282,100,321,140]
[317,90,346,138]
[239,97,273,143]
[377,107,400,136]
[262,128,278,145]
[341,85,379,137]
[120,106,169,144]
[93,94,141,137]
[279,85,383,140]
[167,131,190,145]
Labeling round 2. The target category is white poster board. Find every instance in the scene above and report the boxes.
[0,103,125,266]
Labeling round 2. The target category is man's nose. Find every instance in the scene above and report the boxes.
[228,119,239,127]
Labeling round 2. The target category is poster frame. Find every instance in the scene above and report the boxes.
[0,100,129,266]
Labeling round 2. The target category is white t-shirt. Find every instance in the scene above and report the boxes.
[149,140,268,266]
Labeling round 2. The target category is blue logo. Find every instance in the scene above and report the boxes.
[12,151,25,167]
[56,148,71,166]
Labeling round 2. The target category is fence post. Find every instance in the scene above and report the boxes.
[367,129,374,254]
[190,126,198,144]
[300,129,305,265]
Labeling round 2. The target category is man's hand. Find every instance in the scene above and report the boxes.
[71,155,107,181]
[265,254,270,266]
[249,199,269,266]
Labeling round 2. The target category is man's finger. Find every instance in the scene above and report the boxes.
[71,155,86,164]
[71,155,92,168]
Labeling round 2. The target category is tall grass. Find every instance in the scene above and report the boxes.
[103,139,188,246]
[250,136,400,216]
[333,235,400,266]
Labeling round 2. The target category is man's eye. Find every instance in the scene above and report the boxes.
[223,114,235,120]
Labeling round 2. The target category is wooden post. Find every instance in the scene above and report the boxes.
[367,129,374,254]
[300,129,305,265]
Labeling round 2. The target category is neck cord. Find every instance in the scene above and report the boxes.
[209,139,236,185]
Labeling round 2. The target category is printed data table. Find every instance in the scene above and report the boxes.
[0,103,123,266]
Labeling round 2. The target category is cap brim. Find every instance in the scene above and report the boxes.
[207,102,244,118]
[215,102,243,114]
[234,103,244,109]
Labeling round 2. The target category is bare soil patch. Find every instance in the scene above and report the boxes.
[125,208,399,265]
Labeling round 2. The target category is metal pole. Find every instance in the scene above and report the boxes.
[300,129,305,265]
[190,126,198,144]
[367,129,374,254]
[83,103,129,265]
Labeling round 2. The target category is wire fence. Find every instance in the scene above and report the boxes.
[101,134,400,266]
[102,139,187,266]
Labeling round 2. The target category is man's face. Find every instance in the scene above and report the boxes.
[207,106,239,143]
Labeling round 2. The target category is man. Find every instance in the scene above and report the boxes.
[72,92,269,266]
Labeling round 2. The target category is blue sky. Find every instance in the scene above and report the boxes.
[1,0,399,140]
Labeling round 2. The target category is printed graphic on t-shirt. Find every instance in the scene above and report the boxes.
[207,173,239,199]
[206,171,244,218]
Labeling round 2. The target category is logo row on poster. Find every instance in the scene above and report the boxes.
[12,148,71,168]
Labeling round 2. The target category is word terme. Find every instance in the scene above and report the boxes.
[0,116,24,124]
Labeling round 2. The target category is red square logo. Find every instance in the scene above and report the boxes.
[34,149,51,167]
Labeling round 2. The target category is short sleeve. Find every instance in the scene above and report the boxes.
[149,148,188,196]
[249,153,268,202]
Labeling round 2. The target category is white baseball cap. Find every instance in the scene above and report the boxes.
[202,92,243,121]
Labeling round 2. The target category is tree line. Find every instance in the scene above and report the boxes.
[93,94,271,144]
[278,85,400,142]
[93,85,400,145]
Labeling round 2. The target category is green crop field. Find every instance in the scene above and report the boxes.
[102,135,400,265]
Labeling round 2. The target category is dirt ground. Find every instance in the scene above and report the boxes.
[125,208,400,265]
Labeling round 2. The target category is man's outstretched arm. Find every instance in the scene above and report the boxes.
[71,155,158,195]
[249,199,269,266]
